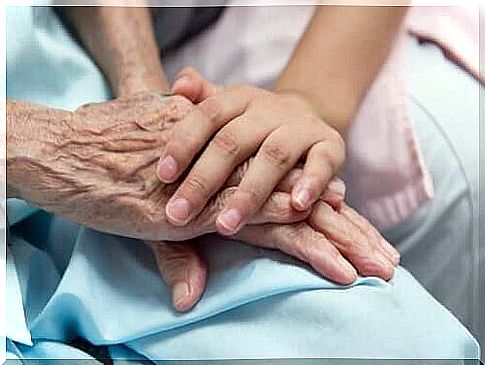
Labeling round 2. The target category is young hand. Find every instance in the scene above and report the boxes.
[158,68,346,236]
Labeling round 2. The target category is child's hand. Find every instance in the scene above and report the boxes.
[158,68,346,235]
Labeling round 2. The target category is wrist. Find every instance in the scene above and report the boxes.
[274,88,350,137]
[116,66,170,97]
[6,100,72,199]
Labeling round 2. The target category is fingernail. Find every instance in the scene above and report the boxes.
[172,75,190,93]
[166,198,191,224]
[158,155,178,182]
[294,186,311,210]
[377,253,393,271]
[382,238,400,265]
[172,282,190,309]
[338,257,358,282]
[328,178,346,197]
[391,249,400,266]
[217,208,242,233]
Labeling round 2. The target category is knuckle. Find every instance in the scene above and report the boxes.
[336,142,346,165]
[198,97,222,123]
[182,173,210,197]
[293,226,319,261]
[316,143,344,173]
[211,129,241,158]
[363,225,376,240]
[273,224,306,257]
[261,141,292,170]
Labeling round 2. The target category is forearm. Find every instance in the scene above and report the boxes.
[274,6,408,135]
[64,6,168,96]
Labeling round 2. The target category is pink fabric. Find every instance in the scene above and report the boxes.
[163,5,479,231]
[340,30,434,230]
[407,6,483,85]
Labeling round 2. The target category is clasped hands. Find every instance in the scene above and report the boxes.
[7,68,399,312]
[151,68,399,310]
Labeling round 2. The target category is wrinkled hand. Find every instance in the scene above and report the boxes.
[149,182,399,312]
[7,94,399,314]
[8,94,313,241]
[127,82,396,312]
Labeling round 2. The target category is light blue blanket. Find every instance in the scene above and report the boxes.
[5,6,480,363]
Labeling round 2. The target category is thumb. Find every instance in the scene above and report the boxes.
[146,241,207,312]
[171,67,221,103]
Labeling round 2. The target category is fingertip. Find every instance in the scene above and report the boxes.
[310,251,358,286]
[291,188,311,211]
[215,208,243,236]
[172,269,206,312]
[291,180,315,212]
[165,197,191,226]
[327,178,346,197]
[171,75,192,93]
[382,239,400,266]
[334,257,359,285]
[371,253,395,281]
[172,281,194,312]
[157,154,179,183]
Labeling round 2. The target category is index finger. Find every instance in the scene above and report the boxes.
[157,85,257,184]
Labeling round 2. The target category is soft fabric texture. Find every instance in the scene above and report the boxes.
[406,6,483,85]
[391,35,482,358]
[5,6,481,363]
[5,221,480,361]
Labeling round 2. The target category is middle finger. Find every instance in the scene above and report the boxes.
[308,201,395,280]
[215,121,330,235]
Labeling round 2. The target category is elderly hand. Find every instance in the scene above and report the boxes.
[149,185,399,312]
[7,94,312,241]
[157,68,346,236]
[7,93,398,313]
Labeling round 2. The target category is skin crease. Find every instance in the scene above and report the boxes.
[54,5,403,311]
[7,94,311,241]
[7,93,399,311]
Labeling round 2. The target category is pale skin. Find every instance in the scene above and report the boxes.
[34,5,405,311]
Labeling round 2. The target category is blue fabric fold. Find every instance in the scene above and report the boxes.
[8,213,480,359]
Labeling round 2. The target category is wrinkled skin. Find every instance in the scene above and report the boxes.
[7,93,343,241]
[8,93,260,241]
[7,92,399,311]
